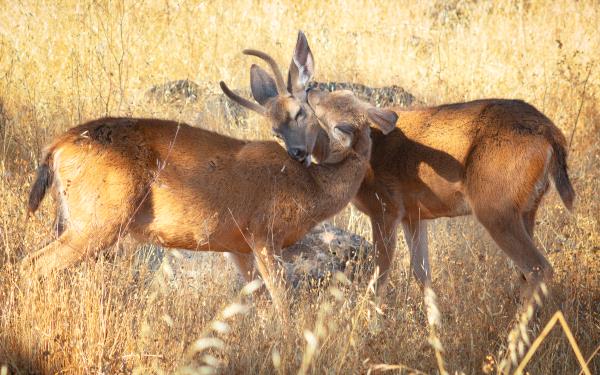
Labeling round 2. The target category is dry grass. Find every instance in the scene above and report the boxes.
[0,0,599,373]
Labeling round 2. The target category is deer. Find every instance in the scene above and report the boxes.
[275,36,575,302]
[320,103,574,300]
[21,33,397,316]
[357,99,575,300]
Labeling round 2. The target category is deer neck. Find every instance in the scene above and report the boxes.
[311,124,372,162]
[307,127,371,218]
[310,126,331,163]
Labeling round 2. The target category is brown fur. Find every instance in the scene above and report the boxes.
[308,98,574,299]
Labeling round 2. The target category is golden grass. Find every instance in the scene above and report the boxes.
[0,0,599,373]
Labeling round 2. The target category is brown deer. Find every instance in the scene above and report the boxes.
[301,97,575,299]
[362,100,575,298]
[22,33,397,314]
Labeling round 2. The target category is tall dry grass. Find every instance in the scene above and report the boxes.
[0,0,598,373]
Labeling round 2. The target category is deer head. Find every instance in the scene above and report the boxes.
[220,31,320,166]
[306,89,398,164]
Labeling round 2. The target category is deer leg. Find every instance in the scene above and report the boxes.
[22,193,134,277]
[370,214,399,296]
[522,209,537,242]
[21,233,81,277]
[252,244,289,319]
[23,146,145,278]
[402,218,431,287]
[520,196,545,283]
[21,227,120,277]
[522,185,546,238]
[474,207,553,301]
[224,252,258,282]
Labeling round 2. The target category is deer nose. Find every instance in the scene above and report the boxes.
[288,147,307,162]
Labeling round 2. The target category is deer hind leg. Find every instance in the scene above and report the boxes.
[402,218,431,287]
[22,191,130,277]
[21,233,81,277]
[466,140,554,300]
[21,227,121,277]
[23,149,143,277]
[522,178,549,238]
[22,210,132,277]
[517,179,549,285]
[473,205,553,301]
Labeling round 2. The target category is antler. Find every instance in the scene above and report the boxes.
[243,49,288,94]
[219,81,266,115]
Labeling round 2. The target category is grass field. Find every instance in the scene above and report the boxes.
[0,0,598,373]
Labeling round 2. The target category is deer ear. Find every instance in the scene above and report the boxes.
[367,107,398,135]
[250,64,278,105]
[332,123,356,148]
[287,31,315,97]
[307,89,325,108]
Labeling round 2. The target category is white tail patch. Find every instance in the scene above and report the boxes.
[52,148,71,228]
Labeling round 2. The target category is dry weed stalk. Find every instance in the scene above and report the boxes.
[298,272,350,375]
[367,363,429,374]
[368,286,461,375]
[424,287,448,375]
[171,279,262,374]
[341,267,386,374]
[514,310,592,375]
[578,345,600,375]
[496,283,549,374]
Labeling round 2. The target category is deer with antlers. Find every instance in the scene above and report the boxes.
[278,34,575,301]
[22,33,397,314]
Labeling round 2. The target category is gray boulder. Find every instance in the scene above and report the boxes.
[193,88,252,129]
[138,222,373,291]
[145,80,417,129]
[145,79,201,104]
[282,222,373,288]
[308,81,418,108]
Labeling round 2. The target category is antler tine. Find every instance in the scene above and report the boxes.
[243,49,288,94]
[219,81,266,115]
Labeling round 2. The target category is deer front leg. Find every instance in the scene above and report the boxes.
[224,252,258,282]
[252,243,290,321]
[402,218,431,287]
[370,214,399,296]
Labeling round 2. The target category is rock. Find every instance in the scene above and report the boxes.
[145,80,417,129]
[145,79,201,104]
[193,88,252,129]
[139,222,374,291]
[308,81,418,108]
[281,222,373,288]
[145,80,251,128]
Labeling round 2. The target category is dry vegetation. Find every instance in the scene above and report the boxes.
[0,0,599,373]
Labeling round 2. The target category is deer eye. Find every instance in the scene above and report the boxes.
[272,129,283,139]
[295,108,305,121]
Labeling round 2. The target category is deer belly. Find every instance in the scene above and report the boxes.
[136,216,252,253]
[404,184,470,219]
[131,187,248,252]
